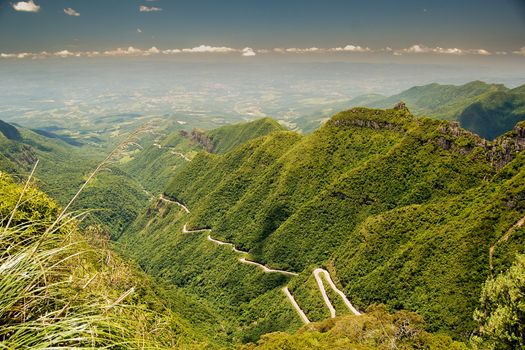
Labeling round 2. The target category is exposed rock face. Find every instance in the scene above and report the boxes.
[434,120,525,169]
[487,123,525,169]
[331,108,525,171]
[328,108,410,132]
[330,117,405,132]
[393,101,408,111]
[190,128,214,152]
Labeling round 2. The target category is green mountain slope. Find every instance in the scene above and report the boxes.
[121,118,287,195]
[350,81,507,120]
[0,120,151,238]
[0,119,22,141]
[345,81,525,140]
[207,117,286,154]
[242,306,467,350]
[120,108,525,341]
[119,131,305,345]
[458,90,525,139]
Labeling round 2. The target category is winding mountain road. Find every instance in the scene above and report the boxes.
[239,257,298,276]
[182,224,209,233]
[313,268,361,316]
[152,142,190,161]
[207,234,249,254]
[171,151,191,162]
[159,195,191,213]
[164,196,361,324]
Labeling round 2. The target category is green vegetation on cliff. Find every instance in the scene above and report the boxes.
[135,108,525,340]
[0,120,151,238]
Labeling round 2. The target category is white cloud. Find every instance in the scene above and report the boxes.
[434,47,463,55]
[12,0,40,12]
[342,45,370,52]
[162,49,181,54]
[281,45,370,54]
[182,45,237,53]
[472,49,491,56]
[64,7,80,16]
[54,50,75,58]
[139,5,162,12]
[402,44,430,53]
[395,44,491,56]
[137,28,143,33]
[147,46,160,54]
[102,46,143,57]
[242,47,256,57]
[0,44,499,60]
[513,47,525,55]
[286,47,321,53]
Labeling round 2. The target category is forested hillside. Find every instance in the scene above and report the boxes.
[2,106,524,348]
[121,117,285,194]
[0,119,151,238]
[346,81,525,139]
[119,107,525,345]
[458,86,525,139]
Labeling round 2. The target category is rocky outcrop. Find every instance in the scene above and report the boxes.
[331,107,525,170]
[487,123,525,169]
[328,107,410,132]
[436,120,525,169]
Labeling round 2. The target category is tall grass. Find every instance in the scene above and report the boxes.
[0,125,199,349]
[0,222,136,348]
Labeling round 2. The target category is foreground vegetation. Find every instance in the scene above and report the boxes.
[0,164,216,348]
[243,305,467,350]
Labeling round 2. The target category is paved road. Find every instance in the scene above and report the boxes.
[159,195,191,213]
[207,234,249,254]
[171,151,191,162]
[313,268,361,316]
[182,223,209,233]
[167,196,362,323]
[238,257,298,276]
[489,214,525,270]
[152,142,190,161]
[283,287,310,324]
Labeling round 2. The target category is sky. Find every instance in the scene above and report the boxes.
[0,0,525,64]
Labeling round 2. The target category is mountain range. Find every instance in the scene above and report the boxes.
[1,81,524,349]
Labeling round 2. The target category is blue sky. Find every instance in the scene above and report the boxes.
[0,0,524,62]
